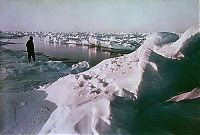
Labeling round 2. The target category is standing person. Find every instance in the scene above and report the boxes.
[26,36,35,63]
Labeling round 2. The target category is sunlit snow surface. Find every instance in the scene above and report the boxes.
[39,25,200,134]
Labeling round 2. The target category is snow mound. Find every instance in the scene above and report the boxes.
[37,25,200,134]
[36,25,200,134]
[145,32,179,46]
[136,25,200,59]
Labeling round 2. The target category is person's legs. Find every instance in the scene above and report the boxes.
[28,53,31,63]
[32,53,35,62]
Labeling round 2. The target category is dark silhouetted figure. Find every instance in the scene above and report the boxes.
[26,36,35,63]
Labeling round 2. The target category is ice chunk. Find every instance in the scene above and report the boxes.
[70,61,90,74]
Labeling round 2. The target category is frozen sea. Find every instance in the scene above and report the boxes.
[0,36,122,93]
[2,37,120,66]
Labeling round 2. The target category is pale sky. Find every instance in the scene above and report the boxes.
[0,0,199,32]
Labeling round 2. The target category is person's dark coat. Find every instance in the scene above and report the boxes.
[26,39,34,53]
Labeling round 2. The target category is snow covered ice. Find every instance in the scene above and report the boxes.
[0,48,71,93]
[0,47,92,93]
[0,47,92,133]
[40,25,200,134]
[1,25,200,134]
[42,32,147,51]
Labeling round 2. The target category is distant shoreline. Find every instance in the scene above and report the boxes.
[0,40,17,46]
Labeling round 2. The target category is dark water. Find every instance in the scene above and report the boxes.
[2,37,120,66]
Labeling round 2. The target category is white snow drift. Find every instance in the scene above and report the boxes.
[38,25,200,134]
